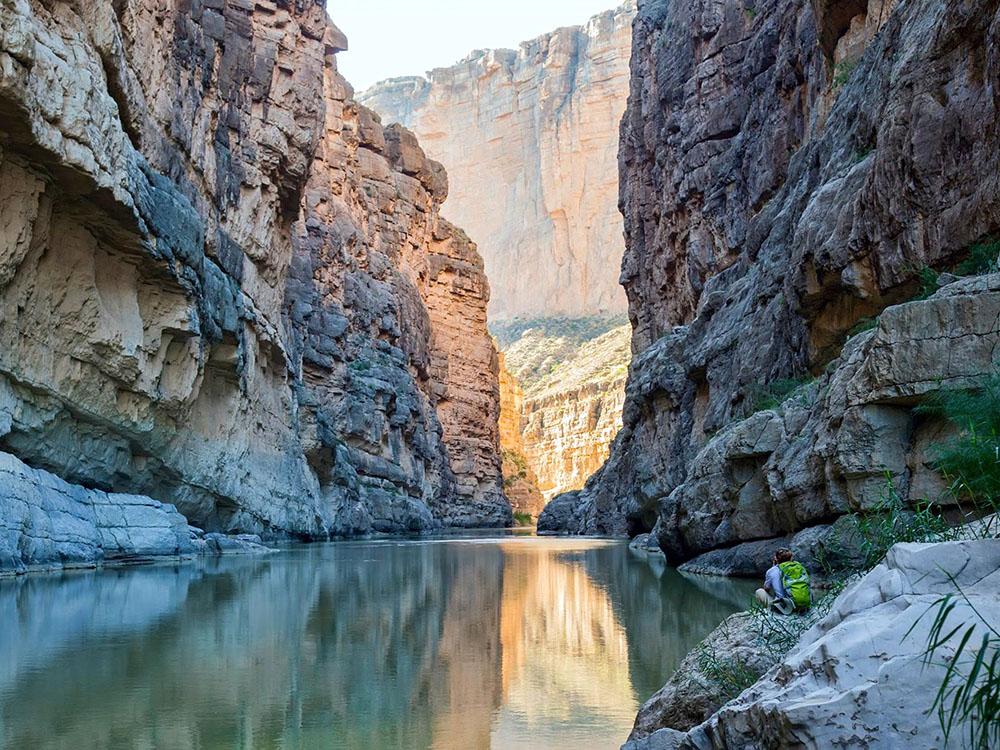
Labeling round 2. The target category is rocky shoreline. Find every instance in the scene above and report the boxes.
[622,539,1000,749]
[0,449,280,577]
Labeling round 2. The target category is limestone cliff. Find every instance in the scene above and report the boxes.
[498,318,629,502]
[0,0,510,572]
[359,2,635,322]
[498,353,545,519]
[540,0,1000,557]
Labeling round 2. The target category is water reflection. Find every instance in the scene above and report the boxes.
[0,536,751,750]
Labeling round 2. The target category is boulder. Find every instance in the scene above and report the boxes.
[628,613,779,739]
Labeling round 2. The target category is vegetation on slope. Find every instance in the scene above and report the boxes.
[492,315,631,397]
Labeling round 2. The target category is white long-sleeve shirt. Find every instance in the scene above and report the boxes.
[764,564,788,599]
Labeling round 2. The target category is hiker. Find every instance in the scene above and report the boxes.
[755,548,811,615]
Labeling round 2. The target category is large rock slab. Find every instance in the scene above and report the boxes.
[0,451,193,575]
[624,540,1000,749]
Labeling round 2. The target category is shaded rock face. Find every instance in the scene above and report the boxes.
[359,2,635,322]
[0,451,194,574]
[624,540,1000,749]
[542,0,1000,549]
[0,0,510,556]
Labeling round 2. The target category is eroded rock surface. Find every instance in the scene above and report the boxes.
[625,540,1000,749]
[629,612,776,738]
[542,0,1000,552]
[0,451,193,574]
[0,0,510,566]
[360,3,635,322]
[500,319,630,503]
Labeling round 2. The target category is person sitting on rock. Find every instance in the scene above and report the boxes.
[755,548,811,614]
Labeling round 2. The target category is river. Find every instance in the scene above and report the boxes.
[0,532,753,749]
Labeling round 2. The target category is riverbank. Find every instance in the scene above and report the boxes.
[622,538,1000,749]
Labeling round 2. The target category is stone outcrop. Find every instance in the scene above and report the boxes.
[0,450,193,573]
[541,0,1000,552]
[359,2,635,322]
[0,0,510,569]
[623,540,1000,749]
[627,612,776,738]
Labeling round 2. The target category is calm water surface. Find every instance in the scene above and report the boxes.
[0,533,753,750]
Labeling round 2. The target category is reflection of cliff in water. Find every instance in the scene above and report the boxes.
[493,540,637,749]
[0,545,500,749]
[0,538,746,750]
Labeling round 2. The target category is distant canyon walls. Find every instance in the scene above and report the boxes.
[0,0,510,570]
[541,0,1000,563]
[499,320,629,503]
[362,4,636,507]
[360,2,634,322]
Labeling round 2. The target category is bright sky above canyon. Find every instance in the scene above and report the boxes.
[330,0,619,90]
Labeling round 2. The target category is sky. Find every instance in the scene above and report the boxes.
[329,0,620,92]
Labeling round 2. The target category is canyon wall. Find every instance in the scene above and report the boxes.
[497,319,629,503]
[359,2,635,322]
[0,0,510,571]
[362,5,636,508]
[497,353,545,518]
[540,0,1000,563]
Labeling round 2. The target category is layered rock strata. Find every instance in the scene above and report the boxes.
[498,353,545,519]
[541,0,1000,555]
[0,0,510,569]
[498,319,629,502]
[519,324,629,500]
[360,2,635,321]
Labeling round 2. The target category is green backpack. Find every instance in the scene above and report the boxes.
[778,560,811,610]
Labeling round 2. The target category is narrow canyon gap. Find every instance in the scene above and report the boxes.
[362,2,637,518]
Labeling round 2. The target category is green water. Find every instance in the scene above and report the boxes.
[0,533,752,749]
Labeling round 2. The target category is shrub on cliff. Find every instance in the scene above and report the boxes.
[953,237,1000,277]
[920,371,1000,515]
[744,376,814,415]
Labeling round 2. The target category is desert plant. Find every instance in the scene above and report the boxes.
[954,238,1000,277]
[745,376,815,415]
[697,641,760,699]
[851,475,954,570]
[846,316,878,338]
[920,372,1000,514]
[832,59,858,89]
[512,511,534,526]
[910,584,1000,748]
[913,266,941,301]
